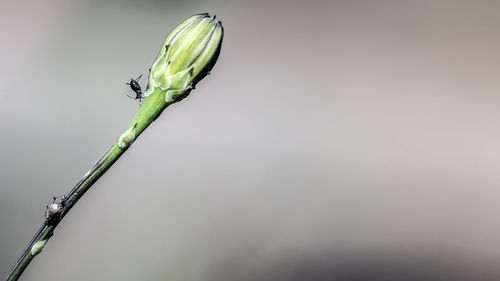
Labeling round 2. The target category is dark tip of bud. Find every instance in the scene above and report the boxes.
[213,15,216,19]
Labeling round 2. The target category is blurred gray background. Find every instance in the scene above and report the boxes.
[1,0,500,280]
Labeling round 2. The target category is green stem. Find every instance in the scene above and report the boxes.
[5,87,170,281]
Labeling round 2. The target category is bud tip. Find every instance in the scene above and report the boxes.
[118,122,138,149]
[30,240,47,256]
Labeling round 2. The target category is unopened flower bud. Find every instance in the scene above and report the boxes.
[145,13,223,103]
[118,122,138,149]
[30,240,47,256]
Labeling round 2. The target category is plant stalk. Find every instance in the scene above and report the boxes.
[5,87,169,281]
[5,12,223,279]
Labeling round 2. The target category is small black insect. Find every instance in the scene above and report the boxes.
[126,74,144,102]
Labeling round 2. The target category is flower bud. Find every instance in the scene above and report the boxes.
[118,122,138,149]
[30,240,47,256]
[145,13,223,103]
